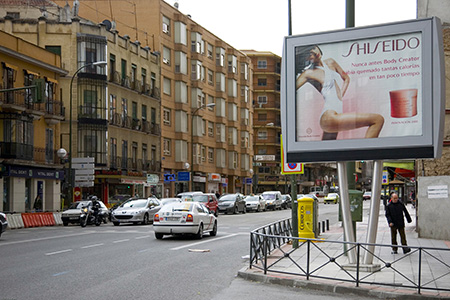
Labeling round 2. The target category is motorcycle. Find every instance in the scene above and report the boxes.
[80,205,102,227]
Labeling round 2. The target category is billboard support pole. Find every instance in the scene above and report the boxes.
[363,160,384,264]
[338,161,357,264]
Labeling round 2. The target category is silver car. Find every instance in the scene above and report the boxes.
[0,212,7,238]
[245,195,266,212]
[111,197,161,226]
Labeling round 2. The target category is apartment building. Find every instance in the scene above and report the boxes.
[0,28,67,212]
[64,0,254,196]
[0,8,162,204]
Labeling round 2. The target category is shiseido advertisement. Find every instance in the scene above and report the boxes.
[295,32,422,142]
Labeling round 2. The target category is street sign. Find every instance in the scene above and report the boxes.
[147,174,159,184]
[164,174,176,182]
[75,169,95,175]
[382,170,389,185]
[72,163,94,169]
[75,175,94,181]
[177,171,190,181]
[72,157,94,164]
[280,135,304,174]
[75,181,94,187]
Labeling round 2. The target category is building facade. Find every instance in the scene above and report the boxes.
[0,7,162,205]
[0,27,67,212]
[63,0,254,196]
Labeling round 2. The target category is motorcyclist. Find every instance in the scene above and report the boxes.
[91,196,101,224]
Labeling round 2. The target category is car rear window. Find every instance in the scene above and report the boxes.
[192,195,208,202]
[171,202,193,212]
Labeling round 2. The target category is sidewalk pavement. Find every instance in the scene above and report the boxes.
[238,201,450,300]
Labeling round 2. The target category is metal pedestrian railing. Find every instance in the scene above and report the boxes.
[250,218,450,294]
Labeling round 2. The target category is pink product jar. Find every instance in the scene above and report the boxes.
[389,89,418,118]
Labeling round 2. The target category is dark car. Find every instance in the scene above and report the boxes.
[0,212,7,238]
[61,200,110,226]
[281,194,292,209]
[192,193,219,216]
[218,193,246,214]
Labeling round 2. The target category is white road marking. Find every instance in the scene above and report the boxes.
[0,232,94,247]
[45,249,73,256]
[81,243,104,249]
[113,239,130,243]
[170,233,240,251]
[135,235,150,239]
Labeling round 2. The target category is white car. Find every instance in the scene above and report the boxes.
[111,197,161,226]
[245,195,266,212]
[261,191,283,210]
[153,201,217,239]
[61,200,110,226]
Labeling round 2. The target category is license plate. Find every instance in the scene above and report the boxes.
[165,217,179,221]
[70,217,79,220]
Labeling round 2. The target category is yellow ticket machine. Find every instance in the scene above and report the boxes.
[298,197,315,239]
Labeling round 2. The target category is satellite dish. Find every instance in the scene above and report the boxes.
[102,19,112,31]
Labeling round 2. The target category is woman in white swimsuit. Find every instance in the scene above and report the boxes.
[296,45,384,140]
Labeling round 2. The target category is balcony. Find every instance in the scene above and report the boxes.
[0,143,60,164]
[110,156,161,172]
[142,120,161,136]
[109,71,121,84]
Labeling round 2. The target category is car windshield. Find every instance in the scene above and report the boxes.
[161,198,181,205]
[262,194,275,200]
[68,201,89,209]
[169,202,193,212]
[219,195,236,202]
[192,195,208,202]
[328,193,338,197]
[121,199,147,208]
[245,196,259,202]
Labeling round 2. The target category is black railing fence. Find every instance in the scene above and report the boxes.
[250,218,450,294]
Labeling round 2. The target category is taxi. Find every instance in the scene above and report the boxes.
[153,201,217,239]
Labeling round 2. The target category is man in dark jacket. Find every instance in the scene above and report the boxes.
[385,192,412,254]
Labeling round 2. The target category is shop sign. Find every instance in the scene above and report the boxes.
[254,155,275,161]
[177,172,190,181]
[193,175,206,183]
[7,166,64,180]
[147,174,159,184]
[164,174,176,182]
[208,173,221,182]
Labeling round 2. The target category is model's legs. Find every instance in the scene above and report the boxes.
[320,111,384,138]
[390,226,398,252]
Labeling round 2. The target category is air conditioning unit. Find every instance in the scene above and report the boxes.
[163,58,170,65]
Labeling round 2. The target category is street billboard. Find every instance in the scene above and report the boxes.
[281,17,444,163]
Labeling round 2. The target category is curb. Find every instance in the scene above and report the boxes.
[237,267,450,300]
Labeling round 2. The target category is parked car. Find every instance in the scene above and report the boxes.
[153,201,217,239]
[61,200,110,226]
[191,193,219,216]
[0,212,7,238]
[244,195,266,212]
[109,194,132,209]
[160,198,182,206]
[111,197,161,226]
[218,193,246,214]
[261,191,282,210]
[324,193,340,204]
[281,194,292,209]
[176,191,204,201]
[363,191,372,201]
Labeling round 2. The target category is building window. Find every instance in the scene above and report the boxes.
[164,138,171,156]
[258,130,268,140]
[142,143,148,165]
[207,69,214,85]
[121,140,128,169]
[163,77,171,95]
[258,113,267,121]
[208,121,214,137]
[78,123,107,165]
[208,148,214,163]
[163,46,171,65]
[257,60,267,69]
[109,94,116,122]
[207,43,213,59]
[258,78,267,86]
[257,95,267,104]
[162,15,170,34]
[163,108,171,125]
[110,138,117,168]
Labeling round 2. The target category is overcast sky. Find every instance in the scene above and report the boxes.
[173,0,417,56]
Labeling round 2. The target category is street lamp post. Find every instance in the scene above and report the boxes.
[190,103,216,191]
[68,61,107,205]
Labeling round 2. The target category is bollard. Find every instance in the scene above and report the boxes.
[326,219,330,231]
[318,222,321,234]
[322,220,326,233]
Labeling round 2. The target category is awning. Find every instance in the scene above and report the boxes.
[25,69,40,77]
[45,77,58,84]
[383,161,414,171]
[2,62,18,71]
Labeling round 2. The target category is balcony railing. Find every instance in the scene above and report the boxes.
[0,88,64,117]
[110,156,161,172]
[0,142,60,164]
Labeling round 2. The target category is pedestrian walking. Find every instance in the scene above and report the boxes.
[385,192,412,254]
[33,195,42,212]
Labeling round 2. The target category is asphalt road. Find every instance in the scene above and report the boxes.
[0,203,344,300]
